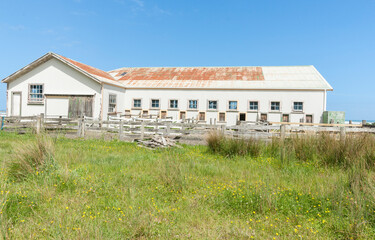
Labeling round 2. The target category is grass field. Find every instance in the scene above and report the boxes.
[0,131,374,239]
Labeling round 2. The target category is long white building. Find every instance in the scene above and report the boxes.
[1,52,333,125]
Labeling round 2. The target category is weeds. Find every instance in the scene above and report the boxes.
[7,135,56,181]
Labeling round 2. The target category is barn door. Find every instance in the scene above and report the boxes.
[11,92,21,116]
[68,97,93,118]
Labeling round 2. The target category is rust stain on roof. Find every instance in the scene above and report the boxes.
[109,67,264,81]
[57,54,115,81]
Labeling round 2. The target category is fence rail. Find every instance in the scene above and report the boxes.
[1,115,374,142]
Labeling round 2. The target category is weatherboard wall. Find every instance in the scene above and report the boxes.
[122,89,326,125]
[6,58,102,118]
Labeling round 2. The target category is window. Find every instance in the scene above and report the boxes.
[29,84,44,103]
[271,101,280,111]
[282,114,289,122]
[249,101,258,111]
[306,115,313,123]
[133,99,142,108]
[188,100,198,109]
[170,100,178,109]
[293,102,303,111]
[160,111,167,119]
[239,113,246,121]
[108,94,117,113]
[208,100,217,110]
[179,111,186,120]
[228,101,238,110]
[219,112,226,122]
[151,99,160,108]
[261,113,267,121]
[142,110,148,118]
[198,112,206,121]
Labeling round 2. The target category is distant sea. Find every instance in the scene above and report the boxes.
[346,120,375,124]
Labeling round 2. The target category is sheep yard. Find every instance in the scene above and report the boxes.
[0,131,375,239]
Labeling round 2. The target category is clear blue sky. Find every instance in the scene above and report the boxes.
[1,0,374,120]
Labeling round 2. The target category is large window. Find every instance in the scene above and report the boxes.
[151,99,160,108]
[228,101,238,110]
[271,101,280,111]
[293,102,303,111]
[29,84,44,103]
[170,99,178,109]
[188,100,198,109]
[249,101,258,111]
[133,99,142,108]
[208,100,217,110]
[108,94,117,113]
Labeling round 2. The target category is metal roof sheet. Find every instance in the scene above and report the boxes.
[108,66,332,90]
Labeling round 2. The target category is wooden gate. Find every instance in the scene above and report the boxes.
[68,97,93,118]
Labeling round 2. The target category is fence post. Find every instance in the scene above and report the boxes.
[58,116,62,126]
[140,121,145,140]
[119,119,123,140]
[166,122,171,136]
[280,124,286,164]
[340,127,346,142]
[81,116,85,138]
[1,116,4,131]
[36,115,41,134]
[280,124,286,141]
[210,118,212,125]
[77,117,82,137]
[221,124,225,135]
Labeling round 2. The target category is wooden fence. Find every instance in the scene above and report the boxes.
[1,115,374,142]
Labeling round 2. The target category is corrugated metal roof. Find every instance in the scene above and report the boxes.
[2,52,333,91]
[108,66,332,90]
[109,67,264,81]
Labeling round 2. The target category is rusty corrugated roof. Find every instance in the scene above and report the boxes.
[109,67,264,81]
[57,54,116,82]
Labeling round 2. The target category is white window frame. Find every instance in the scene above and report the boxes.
[169,99,179,110]
[293,101,304,112]
[150,99,160,109]
[207,100,218,111]
[108,94,117,113]
[132,98,142,109]
[248,101,259,111]
[28,83,44,104]
[188,99,198,110]
[270,101,281,112]
[228,100,238,111]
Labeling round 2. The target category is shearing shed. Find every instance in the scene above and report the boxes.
[1,52,333,125]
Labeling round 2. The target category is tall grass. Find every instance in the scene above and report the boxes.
[7,135,56,180]
[207,131,375,169]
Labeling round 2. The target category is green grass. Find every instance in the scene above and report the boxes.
[0,131,375,239]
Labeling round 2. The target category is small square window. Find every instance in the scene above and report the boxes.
[293,102,303,111]
[151,99,160,108]
[188,100,198,109]
[170,100,178,109]
[271,102,280,111]
[249,101,258,111]
[208,100,217,110]
[133,99,142,108]
[29,84,44,103]
[228,101,238,110]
